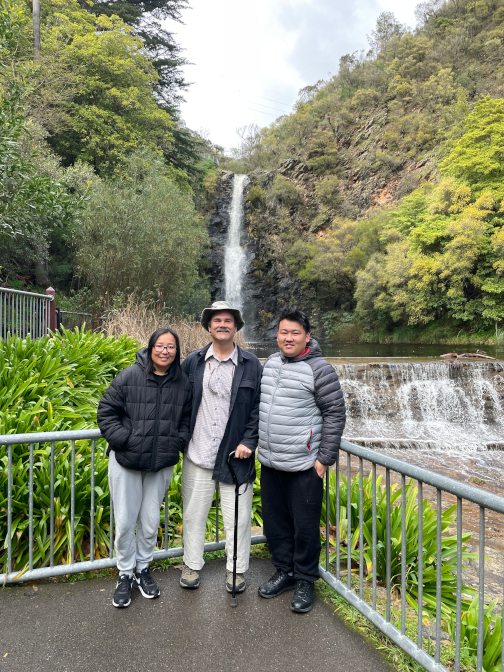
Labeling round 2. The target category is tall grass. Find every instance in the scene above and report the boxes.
[102,297,247,358]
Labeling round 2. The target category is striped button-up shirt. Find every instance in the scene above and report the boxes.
[187,343,238,469]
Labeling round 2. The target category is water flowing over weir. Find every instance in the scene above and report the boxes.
[224,174,249,322]
[332,359,504,452]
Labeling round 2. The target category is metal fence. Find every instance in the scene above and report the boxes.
[1,430,503,672]
[58,310,92,331]
[320,439,504,672]
[0,429,266,584]
[0,287,52,339]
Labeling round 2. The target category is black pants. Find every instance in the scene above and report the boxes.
[261,464,323,583]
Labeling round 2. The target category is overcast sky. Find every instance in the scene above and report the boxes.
[167,0,420,152]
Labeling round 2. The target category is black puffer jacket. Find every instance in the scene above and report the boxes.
[97,348,192,472]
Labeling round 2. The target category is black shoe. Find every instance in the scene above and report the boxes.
[112,574,133,608]
[134,567,160,599]
[258,570,297,599]
[291,579,315,613]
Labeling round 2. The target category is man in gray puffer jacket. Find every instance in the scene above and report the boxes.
[257,308,346,613]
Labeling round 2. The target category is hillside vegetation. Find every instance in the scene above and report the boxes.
[222,0,504,343]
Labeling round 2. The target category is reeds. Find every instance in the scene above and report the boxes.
[101,297,248,358]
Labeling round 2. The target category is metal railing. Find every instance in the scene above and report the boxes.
[58,310,92,331]
[1,431,503,672]
[0,287,53,339]
[0,429,265,585]
[320,439,504,672]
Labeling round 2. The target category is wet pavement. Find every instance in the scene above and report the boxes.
[0,557,393,672]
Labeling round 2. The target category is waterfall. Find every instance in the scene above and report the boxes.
[333,360,504,451]
[224,174,249,318]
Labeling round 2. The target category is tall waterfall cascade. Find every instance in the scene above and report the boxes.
[224,174,249,320]
[333,360,504,452]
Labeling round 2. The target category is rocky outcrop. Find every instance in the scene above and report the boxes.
[206,171,234,303]
[205,108,439,340]
[205,169,316,340]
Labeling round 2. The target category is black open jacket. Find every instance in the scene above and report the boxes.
[97,349,192,472]
[181,343,262,485]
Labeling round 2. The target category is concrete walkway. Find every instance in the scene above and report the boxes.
[1,558,392,672]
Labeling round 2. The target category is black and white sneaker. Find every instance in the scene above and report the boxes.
[134,567,160,599]
[112,574,133,608]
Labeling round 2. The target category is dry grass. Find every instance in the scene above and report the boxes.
[102,298,247,358]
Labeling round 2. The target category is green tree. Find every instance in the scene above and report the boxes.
[0,1,85,283]
[75,150,209,314]
[39,1,174,175]
[441,97,504,198]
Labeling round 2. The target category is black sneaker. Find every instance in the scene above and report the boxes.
[258,569,296,599]
[112,574,133,608]
[291,579,315,613]
[134,567,160,599]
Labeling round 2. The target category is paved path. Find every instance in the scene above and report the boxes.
[1,558,392,672]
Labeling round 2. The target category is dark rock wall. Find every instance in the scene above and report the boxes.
[206,170,312,341]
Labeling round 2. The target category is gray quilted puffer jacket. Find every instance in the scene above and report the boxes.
[258,339,346,471]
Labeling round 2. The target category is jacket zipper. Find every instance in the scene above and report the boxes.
[266,361,283,467]
[151,383,162,471]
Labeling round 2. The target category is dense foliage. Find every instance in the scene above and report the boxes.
[75,150,209,313]
[224,0,504,341]
[0,0,211,317]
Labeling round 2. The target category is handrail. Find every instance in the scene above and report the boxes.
[0,287,52,300]
[340,439,504,514]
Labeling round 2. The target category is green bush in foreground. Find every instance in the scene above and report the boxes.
[450,596,503,672]
[0,328,138,435]
[0,329,138,574]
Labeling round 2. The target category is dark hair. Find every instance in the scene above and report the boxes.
[145,328,182,380]
[277,308,310,334]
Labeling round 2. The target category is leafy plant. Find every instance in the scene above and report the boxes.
[0,328,138,573]
[322,470,476,618]
[450,596,503,672]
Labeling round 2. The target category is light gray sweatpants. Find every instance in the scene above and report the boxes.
[108,450,174,574]
[181,457,253,573]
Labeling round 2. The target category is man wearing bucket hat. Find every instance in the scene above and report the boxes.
[180,301,262,593]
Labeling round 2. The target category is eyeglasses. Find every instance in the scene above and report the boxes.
[154,344,177,353]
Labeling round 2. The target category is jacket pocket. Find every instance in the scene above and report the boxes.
[126,428,142,450]
[236,379,255,403]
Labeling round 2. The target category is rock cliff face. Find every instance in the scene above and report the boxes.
[206,170,312,340]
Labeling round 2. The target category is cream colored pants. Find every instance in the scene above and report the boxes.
[181,457,253,573]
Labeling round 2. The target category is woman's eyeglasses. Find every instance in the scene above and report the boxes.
[154,344,177,352]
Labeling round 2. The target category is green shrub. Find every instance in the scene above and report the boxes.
[247,185,266,206]
[450,596,503,672]
[322,471,476,619]
[270,175,303,206]
[315,176,341,209]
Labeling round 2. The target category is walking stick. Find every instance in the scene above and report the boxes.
[227,450,240,607]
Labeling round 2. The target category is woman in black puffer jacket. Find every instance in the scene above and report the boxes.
[98,327,192,609]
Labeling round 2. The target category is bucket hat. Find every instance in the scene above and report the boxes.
[200,301,245,332]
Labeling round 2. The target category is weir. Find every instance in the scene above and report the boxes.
[332,359,504,452]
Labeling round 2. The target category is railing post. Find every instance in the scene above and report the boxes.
[46,287,56,334]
